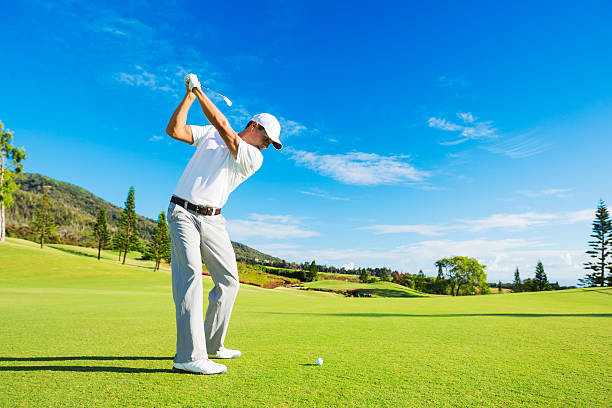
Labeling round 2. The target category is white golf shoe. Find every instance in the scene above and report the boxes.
[172,359,227,375]
[208,347,242,359]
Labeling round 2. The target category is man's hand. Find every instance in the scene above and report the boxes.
[185,74,201,92]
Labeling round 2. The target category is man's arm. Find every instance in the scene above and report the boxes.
[166,88,195,144]
[192,87,240,159]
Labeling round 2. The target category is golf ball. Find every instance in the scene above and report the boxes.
[316,358,323,366]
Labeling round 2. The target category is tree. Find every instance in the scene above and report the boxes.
[533,260,552,291]
[435,256,489,296]
[93,207,111,260]
[118,186,139,264]
[146,211,171,271]
[31,188,57,248]
[0,121,27,242]
[305,260,318,282]
[497,281,502,293]
[379,267,390,282]
[113,232,125,261]
[513,267,522,292]
[434,261,448,294]
[415,269,426,292]
[522,278,536,292]
[359,268,370,283]
[580,200,612,287]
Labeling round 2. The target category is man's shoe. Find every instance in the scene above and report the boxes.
[172,359,227,375]
[208,347,242,359]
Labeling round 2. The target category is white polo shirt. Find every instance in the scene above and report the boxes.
[172,125,263,208]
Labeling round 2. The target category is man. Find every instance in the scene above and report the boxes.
[165,73,282,375]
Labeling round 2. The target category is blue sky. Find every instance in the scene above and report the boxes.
[2,0,611,285]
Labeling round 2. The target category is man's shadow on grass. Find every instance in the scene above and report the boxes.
[261,312,612,318]
[0,356,174,374]
[0,356,172,362]
[0,365,173,373]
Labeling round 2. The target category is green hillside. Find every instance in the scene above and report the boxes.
[4,172,284,264]
[1,238,610,407]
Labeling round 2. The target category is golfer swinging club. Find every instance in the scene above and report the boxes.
[165,73,282,375]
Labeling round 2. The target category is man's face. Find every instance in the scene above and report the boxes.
[253,123,272,150]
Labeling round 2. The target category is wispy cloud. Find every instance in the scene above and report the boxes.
[517,188,572,198]
[148,135,164,142]
[227,213,318,240]
[359,209,594,236]
[279,118,308,138]
[299,188,349,201]
[429,112,548,158]
[115,65,176,92]
[358,224,450,236]
[285,148,430,186]
[436,75,470,88]
[483,132,550,158]
[269,238,586,283]
[248,213,304,224]
[428,113,498,145]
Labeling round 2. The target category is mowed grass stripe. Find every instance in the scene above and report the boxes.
[1,238,611,407]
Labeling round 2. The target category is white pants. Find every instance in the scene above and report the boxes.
[167,201,240,364]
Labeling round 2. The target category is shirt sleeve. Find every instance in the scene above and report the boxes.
[189,125,216,147]
[234,139,263,178]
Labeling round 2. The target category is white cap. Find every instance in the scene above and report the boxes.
[250,113,282,150]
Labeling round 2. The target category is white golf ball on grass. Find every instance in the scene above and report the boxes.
[315,358,323,366]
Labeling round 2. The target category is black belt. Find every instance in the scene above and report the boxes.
[171,196,221,216]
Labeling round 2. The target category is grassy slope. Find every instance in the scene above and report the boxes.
[1,238,611,407]
[301,279,428,298]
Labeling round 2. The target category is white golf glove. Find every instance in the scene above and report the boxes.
[184,73,201,91]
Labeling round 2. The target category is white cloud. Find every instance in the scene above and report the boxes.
[429,113,549,158]
[358,209,594,236]
[428,115,498,145]
[454,209,593,232]
[436,75,469,88]
[148,135,164,142]
[358,224,450,236]
[457,112,475,123]
[299,188,349,201]
[270,238,586,284]
[517,188,572,198]
[227,213,318,240]
[248,213,303,224]
[483,132,549,158]
[279,118,307,138]
[427,117,463,132]
[285,148,430,186]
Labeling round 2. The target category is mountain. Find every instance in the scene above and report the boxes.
[4,172,284,264]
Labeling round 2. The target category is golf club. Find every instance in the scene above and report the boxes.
[185,74,233,107]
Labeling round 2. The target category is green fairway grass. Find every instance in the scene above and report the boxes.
[1,238,611,407]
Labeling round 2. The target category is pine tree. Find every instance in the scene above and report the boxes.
[93,207,110,260]
[118,186,139,264]
[305,260,318,282]
[113,232,124,261]
[146,211,171,271]
[359,268,370,283]
[0,121,27,242]
[580,200,612,287]
[513,267,522,292]
[533,260,551,291]
[497,280,502,292]
[435,262,447,294]
[31,188,57,248]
